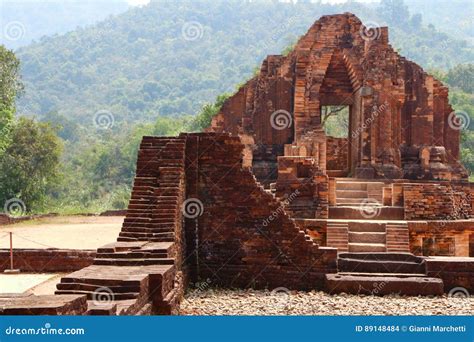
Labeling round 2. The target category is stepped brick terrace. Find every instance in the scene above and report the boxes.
[1,13,473,315]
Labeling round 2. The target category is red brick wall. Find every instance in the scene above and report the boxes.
[426,258,474,292]
[326,136,348,171]
[183,133,337,290]
[404,183,472,220]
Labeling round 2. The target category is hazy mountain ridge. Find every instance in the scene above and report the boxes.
[14,0,473,128]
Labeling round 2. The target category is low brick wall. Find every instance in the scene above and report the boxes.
[408,220,474,257]
[403,183,472,220]
[0,249,95,272]
[426,257,474,292]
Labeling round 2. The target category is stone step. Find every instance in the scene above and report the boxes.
[338,258,425,274]
[336,190,368,198]
[348,231,386,244]
[329,206,404,220]
[349,222,386,232]
[338,252,423,263]
[56,282,140,294]
[55,289,139,300]
[121,227,174,233]
[94,258,174,266]
[335,181,367,191]
[336,198,369,205]
[348,243,386,252]
[325,274,443,296]
[95,251,169,259]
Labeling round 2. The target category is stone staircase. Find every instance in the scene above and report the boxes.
[326,252,444,296]
[335,179,383,206]
[347,222,386,252]
[327,221,410,253]
[329,178,404,220]
[55,136,186,315]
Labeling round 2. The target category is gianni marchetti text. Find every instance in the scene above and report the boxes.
[408,325,466,333]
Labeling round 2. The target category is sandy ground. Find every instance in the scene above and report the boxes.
[0,273,62,294]
[0,216,124,249]
[180,289,474,316]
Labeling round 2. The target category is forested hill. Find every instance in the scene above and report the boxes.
[16,0,474,127]
[1,0,130,49]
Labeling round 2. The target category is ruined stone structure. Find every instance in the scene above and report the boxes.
[2,13,473,315]
[210,13,468,183]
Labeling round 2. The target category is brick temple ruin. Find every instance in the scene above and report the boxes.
[1,13,473,315]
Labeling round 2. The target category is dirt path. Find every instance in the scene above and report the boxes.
[0,216,123,249]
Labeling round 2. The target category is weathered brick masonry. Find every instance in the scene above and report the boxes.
[183,133,337,290]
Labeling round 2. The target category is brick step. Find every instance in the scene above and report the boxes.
[336,190,368,198]
[339,252,423,262]
[56,282,141,294]
[93,258,175,266]
[122,222,175,229]
[348,222,386,232]
[119,232,174,239]
[329,206,404,220]
[149,237,175,242]
[337,198,374,205]
[131,186,157,192]
[348,243,386,252]
[338,258,425,274]
[325,274,443,296]
[121,227,174,233]
[335,181,367,191]
[159,167,183,172]
[95,251,169,259]
[348,232,386,244]
[127,204,160,210]
[59,276,142,288]
[55,289,139,300]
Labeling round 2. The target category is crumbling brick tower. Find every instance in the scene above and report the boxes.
[209,13,468,184]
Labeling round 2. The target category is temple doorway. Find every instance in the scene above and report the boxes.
[321,105,351,177]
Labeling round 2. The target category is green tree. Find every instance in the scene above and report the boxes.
[0,118,63,212]
[0,46,23,153]
[447,64,474,93]
[191,93,231,131]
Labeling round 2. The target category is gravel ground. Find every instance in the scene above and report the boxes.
[180,288,473,315]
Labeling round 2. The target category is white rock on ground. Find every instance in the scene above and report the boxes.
[179,289,473,315]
